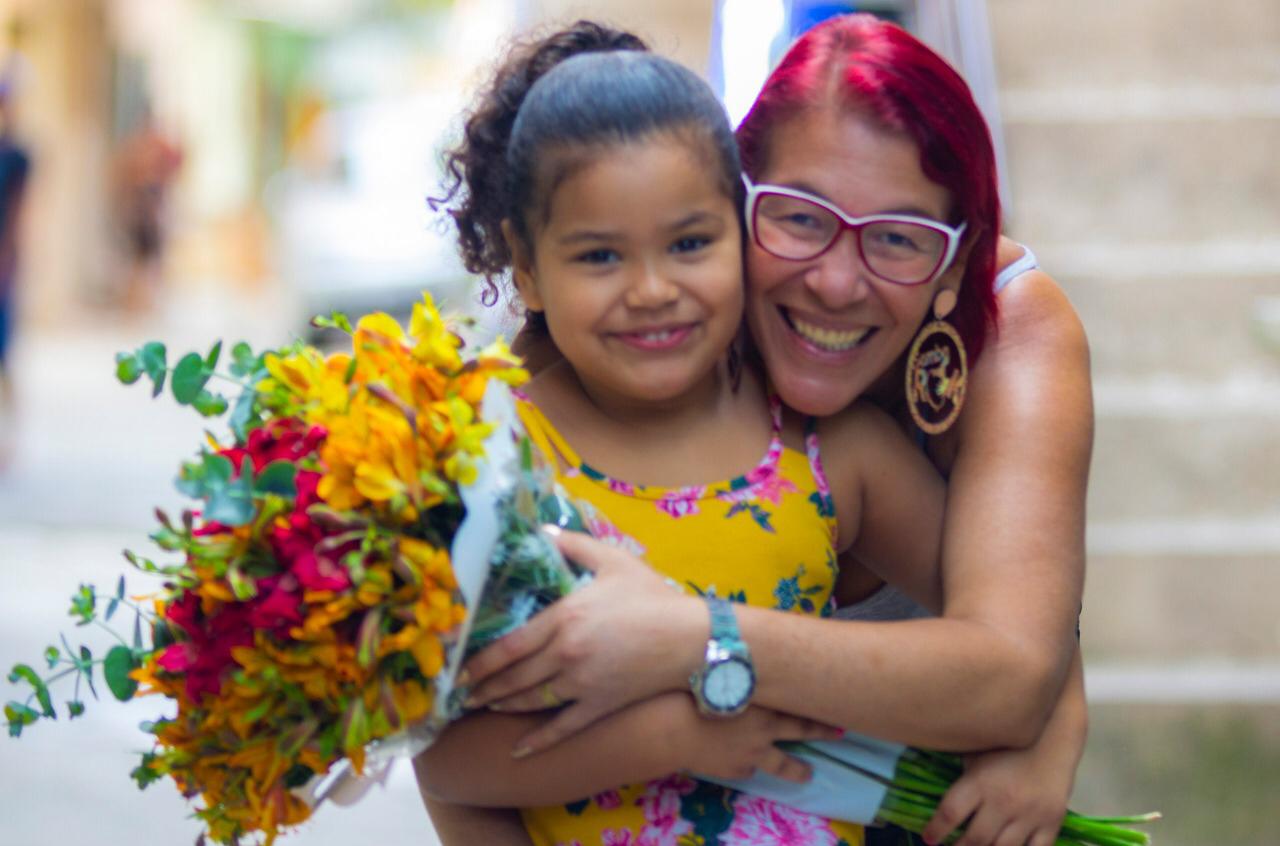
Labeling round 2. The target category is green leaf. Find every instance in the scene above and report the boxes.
[152,620,176,650]
[78,646,98,700]
[7,664,55,718]
[103,646,140,702]
[226,565,257,601]
[133,613,143,650]
[67,700,85,718]
[228,388,259,444]
[205,340,223,372]
[69,584,96,624]
[105,596,119,621]
[139,342,167,398]
[312,311,354,334]
[205,457,255,526]
[5,701,39,736]
[253,461,297,498]
[44,646,60,669]
[192,389,229,417]
[115,352,143,385]
[171,352,210,405]
[229,341,258,378]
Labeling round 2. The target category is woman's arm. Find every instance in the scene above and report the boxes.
[462,264,1091,753]
[922,646,1087,846]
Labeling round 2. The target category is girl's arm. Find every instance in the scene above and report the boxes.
[413,692,839,806]
[422,801,533,846]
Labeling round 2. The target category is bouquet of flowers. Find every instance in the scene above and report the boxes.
[4,294,588,845]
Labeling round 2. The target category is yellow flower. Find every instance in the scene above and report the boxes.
[408,293,463,371]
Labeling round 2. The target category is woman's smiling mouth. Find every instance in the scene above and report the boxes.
[612,324,696,350]
[781,307,875,353]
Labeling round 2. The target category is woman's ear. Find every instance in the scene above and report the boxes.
[502,219,543,313]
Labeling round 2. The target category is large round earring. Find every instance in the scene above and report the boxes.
[905,289,967,435]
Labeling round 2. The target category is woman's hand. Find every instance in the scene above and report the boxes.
[920,746,1075,846]
[463,529,708,756]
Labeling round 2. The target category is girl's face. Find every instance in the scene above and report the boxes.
[512,135,743,409]
[745,108,966,417]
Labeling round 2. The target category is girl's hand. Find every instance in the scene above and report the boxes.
[679,702,843,783]
[920,746,1074,846]
[464,529,707,756]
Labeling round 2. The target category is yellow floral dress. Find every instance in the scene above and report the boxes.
[514,395,863,846]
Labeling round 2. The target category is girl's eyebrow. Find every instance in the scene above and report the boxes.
[666,210,722,230]
[557,229,620,245]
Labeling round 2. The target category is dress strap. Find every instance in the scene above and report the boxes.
[513,395,582,473]
[993,245,1039,293]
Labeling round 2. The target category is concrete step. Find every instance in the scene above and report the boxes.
[990,0,1280,89]
[1080,553,1280,663]
[1046,272,1280,382]
[1071,702,1280,846]
[1001,117,1280,244]
[1088,415,1279,521]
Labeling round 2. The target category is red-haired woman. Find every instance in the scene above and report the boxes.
[419,15,1090,846]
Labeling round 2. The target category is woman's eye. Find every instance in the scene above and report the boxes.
[575,248,620,265]
[870,230,922,252]
[671,235,711,254]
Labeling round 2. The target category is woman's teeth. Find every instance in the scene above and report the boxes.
[639,329,676,342]
[789,315,871,352]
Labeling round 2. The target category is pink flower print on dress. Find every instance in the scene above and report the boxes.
[603,830,638,846]
[742,463,798,506]
[655,485,705,519]
[636,774,696,846]
[578,501,648,558]
[593,789,623,810]
[607,478,638,496]
[719,794,839,846]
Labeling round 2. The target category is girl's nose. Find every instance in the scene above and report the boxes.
[624,263,680,309]
[803,231,873,309]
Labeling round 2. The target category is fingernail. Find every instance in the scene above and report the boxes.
[456,669,471,686]
[512,745,532,759]
[541,523,562,537]
[463,696,479,709]
[488,702,505,712]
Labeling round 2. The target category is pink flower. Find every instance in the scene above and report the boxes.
[608,478,637,496]
[655,486,704,519]
[636,775,695,846]
[720,794,839,846]
[805,431,832,499]
[603,830,637,846]
[593,789,623,810]
[743,465,798,506]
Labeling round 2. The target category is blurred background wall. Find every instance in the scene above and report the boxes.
[0,1,1275,844]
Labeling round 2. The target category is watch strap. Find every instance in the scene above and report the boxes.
[706,596,748,657]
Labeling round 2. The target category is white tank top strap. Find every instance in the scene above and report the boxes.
[993,245,1039,293]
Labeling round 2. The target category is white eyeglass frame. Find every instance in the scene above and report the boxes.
[742,175,967,286]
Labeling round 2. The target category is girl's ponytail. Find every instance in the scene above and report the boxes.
[434,21,649,302]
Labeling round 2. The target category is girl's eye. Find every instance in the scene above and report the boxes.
[575,248,620,265]
[671,235,711,254]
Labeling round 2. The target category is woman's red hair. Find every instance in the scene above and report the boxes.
[737,13,1000,360]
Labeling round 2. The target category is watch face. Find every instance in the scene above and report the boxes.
[704,657,754,711]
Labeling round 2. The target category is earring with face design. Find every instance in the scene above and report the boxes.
[905,289,967,435]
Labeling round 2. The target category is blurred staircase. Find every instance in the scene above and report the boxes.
[988,1,1280,839]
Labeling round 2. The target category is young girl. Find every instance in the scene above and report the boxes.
[415,21,956,846]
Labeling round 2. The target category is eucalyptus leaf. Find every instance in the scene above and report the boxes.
[229,341,258,378]
[205,340,222,371]
[44,646,60,669]
[253,461,297,498]
[140,342,167,397]
[67,700,85,718]
[7,664,55,718]
[115,352,143,385]
[192,389,229,417]
[228,388,258,443]
[103,646,140,702]
[171,352,209,405]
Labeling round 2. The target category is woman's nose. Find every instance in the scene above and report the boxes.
[803,231,873,309]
